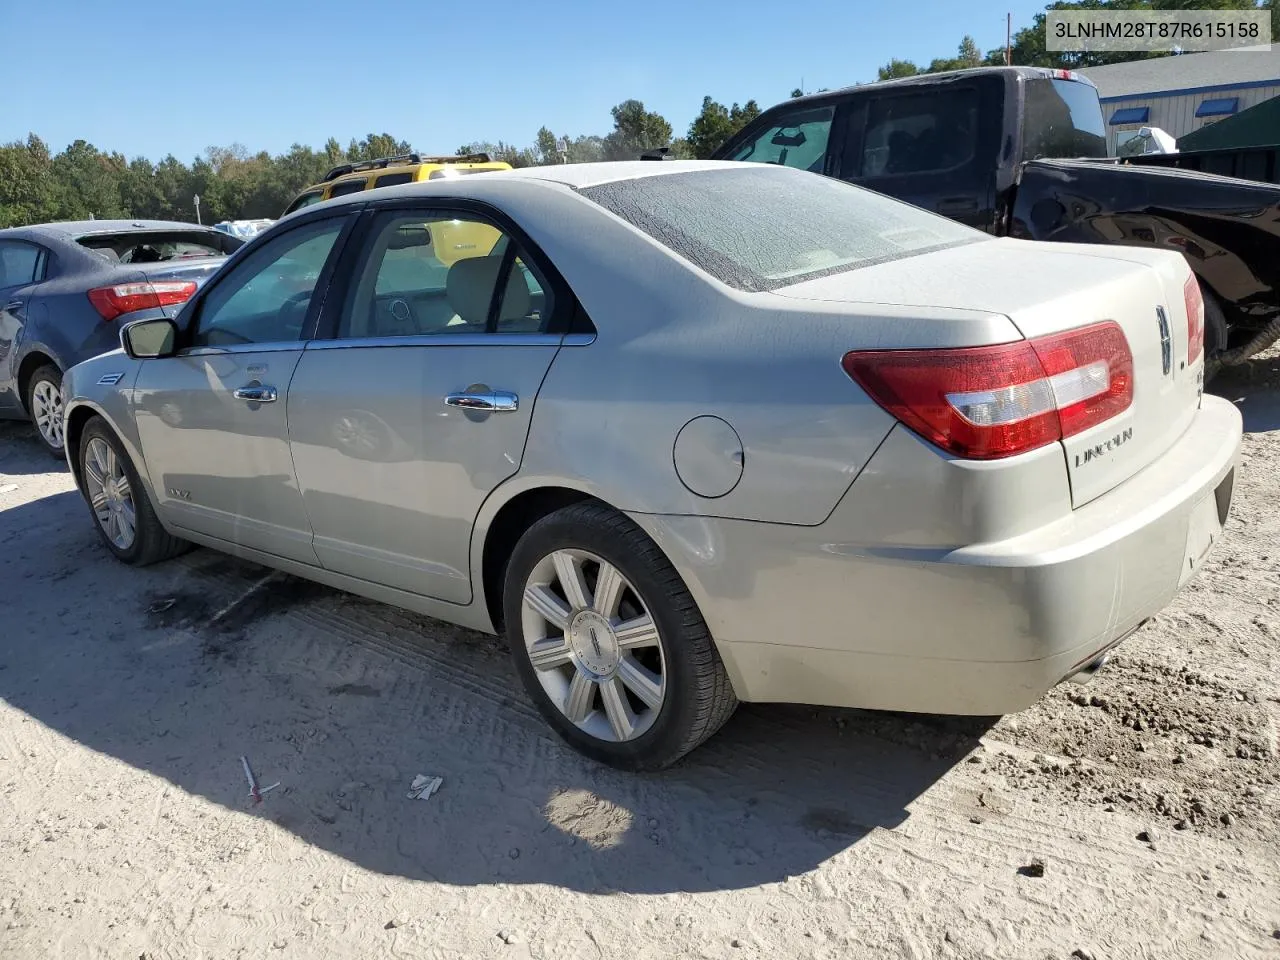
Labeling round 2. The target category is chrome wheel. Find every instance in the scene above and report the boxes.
[521,549,667,743]
[83,437,136,550]
[31,378,64,450]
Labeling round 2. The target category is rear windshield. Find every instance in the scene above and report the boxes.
[77,230,235,263]
[1022,78,1108,160]
[578,167,984,292]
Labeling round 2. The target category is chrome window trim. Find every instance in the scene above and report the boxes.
[305,332,596,350]
[180,341,306,356]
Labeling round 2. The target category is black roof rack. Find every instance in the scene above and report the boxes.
[321,152,493,183]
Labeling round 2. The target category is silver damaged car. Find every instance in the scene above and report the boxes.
[60,161,1242,769]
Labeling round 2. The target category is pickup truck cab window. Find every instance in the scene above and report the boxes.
[723,106,834,173]
[858,88,979,177]
[1021,77,1107,161]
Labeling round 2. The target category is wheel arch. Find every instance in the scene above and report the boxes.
[475,482,597,633]
[16,350,60,415]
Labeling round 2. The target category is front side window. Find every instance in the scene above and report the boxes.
[0,241,44,288]
[191,218,344,348]
[860,88,978,178]
[579,166,984,293]
[338,211,551,338]
[284,190,324,215]
[725,106,833,173]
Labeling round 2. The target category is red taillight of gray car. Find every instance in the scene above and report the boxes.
[87,281,198,322]
[842,321,1134,460]
[1183,274,1204,364]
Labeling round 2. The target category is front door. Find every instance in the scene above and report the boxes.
[133,215,349,563]
[287,206,564,603]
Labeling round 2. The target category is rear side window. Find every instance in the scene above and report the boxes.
[1021,78,1107,160]
[0,240,45,286]
[374,172,414,188]
[859,88,978,178]
[328,178,369,199]
[77,231,232,263]
[579,167,984,292]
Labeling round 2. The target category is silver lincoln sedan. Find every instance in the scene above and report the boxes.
[60,161,1242,769]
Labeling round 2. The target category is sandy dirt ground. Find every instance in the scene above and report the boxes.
[0,356,1277,960]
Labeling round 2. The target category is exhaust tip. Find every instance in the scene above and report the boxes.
[1066,653,1109,686]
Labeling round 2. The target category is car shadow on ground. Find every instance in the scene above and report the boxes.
[0,421,62,476]
[1210,355,1280,434]
[0,485,990,895]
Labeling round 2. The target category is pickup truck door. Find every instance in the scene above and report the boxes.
[833,82,999,231]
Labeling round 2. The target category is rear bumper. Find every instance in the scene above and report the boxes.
[633,395,1243,715]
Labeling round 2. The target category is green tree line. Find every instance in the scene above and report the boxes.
[3,0,1275,228]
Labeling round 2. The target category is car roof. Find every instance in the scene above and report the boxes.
[299,159,764,214]
[773,65,1097,112]
[0,219,214,240]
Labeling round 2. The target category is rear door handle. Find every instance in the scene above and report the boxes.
[234,384,277,403]
[445,390,518,413]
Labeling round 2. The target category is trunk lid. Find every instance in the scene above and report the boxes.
[129,258,227,285]
[774,237,1202,507]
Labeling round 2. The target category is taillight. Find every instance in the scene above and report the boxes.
[1183,274,1204,364]
[842,321,1134,461]
[87,281,197,321]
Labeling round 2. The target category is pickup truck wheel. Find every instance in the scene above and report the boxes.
[1201,283,1228,373]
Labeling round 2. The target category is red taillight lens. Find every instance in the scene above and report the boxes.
[1183,274,1204,364]
[842,321,1134,461]
[87,281,197,322]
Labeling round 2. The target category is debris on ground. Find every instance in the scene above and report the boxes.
[407,774,443,801]
[240,755,280,804]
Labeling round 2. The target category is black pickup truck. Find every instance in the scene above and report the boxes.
[711,66,1280,370]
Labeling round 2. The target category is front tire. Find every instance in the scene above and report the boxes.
[25,364,66,458]
[502,501,737,770]
[79,417,189,566]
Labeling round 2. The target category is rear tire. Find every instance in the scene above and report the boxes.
[79,417,189,566]
[25,364,66,459]
[502,501,737,770]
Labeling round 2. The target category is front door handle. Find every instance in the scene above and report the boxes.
[234,384,278,403]
[444,390,518,413]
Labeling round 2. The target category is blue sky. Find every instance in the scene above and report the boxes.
[5,0,1050,161]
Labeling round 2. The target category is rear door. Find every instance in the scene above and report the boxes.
[834,79,1001,230]
[0,239,49,413]
[133,214,354,562]
[287,202,567,603]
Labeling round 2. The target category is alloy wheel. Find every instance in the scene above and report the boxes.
[521,549,667,743]
[84,437,137,550]
[31,379,64,450]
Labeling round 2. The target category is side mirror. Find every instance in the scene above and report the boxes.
[121,318,179,359]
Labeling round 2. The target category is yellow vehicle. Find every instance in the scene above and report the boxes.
[282,153,512,267]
